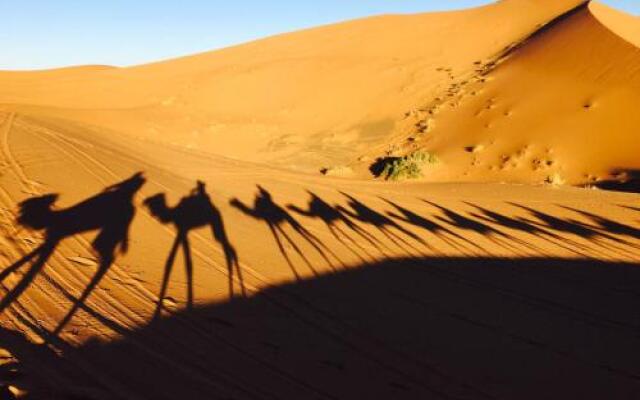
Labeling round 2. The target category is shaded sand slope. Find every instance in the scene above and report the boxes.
[0,111,640,398]
[389,1,640,186]
[0,0,585,173]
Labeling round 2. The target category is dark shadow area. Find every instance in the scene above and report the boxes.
[0,326,105,400]
[0,173,145,336]
[6,256,640,400]
[591,169,640,194]
[369,156,400,178]
[145,181,245,318]
[230,186,340,279]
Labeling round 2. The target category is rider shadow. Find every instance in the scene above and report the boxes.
[230,186,340,281]
[144,181,245,320]
[0,173,146,336]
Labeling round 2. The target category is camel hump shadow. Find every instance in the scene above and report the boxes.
[145,181,216,232]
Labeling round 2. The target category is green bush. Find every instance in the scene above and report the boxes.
[379,151,439,181]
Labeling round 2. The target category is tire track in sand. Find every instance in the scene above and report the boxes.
[1,113,41,193]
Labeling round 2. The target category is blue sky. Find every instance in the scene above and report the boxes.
[0,1,637,70]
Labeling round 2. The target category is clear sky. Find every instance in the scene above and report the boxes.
[0,1,637,70]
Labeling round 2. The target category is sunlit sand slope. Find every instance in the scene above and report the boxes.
[385,2,640,186]
[0,0,585,174]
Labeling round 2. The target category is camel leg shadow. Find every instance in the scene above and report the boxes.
[0,242,56,313]
[152,232,190,321]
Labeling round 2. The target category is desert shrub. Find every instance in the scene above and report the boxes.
[372,151,439,181]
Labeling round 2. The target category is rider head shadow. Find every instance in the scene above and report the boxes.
[145,181,244,320]
[0,172,146,337]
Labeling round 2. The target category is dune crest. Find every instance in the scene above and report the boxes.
[590,1,640,47]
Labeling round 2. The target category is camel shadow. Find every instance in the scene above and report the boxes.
[0,172,146,336]
[288,191,381,263]
[561,206,640,243]
[424,200,544,256]
[337,192,425,254]
[231,186,339,280]
[509,203,635,258]
[144,181,244,320]
[382,198,481,255]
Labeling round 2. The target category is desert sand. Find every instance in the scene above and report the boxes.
[1,0,640,399]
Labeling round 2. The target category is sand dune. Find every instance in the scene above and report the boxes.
[0,0,587,174]
[391,1,640,186]
[1,1,640,399]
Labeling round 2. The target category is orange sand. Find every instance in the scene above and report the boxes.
[1,1,640,399]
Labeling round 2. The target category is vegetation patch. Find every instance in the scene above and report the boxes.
[370,151,439,181]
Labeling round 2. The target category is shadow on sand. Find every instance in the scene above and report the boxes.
[5,256,640,400]
[230,186,341,279]
[0,173,145,336]
[592,169,640,194]
[145,181,245,319]
[3,180,640,399]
